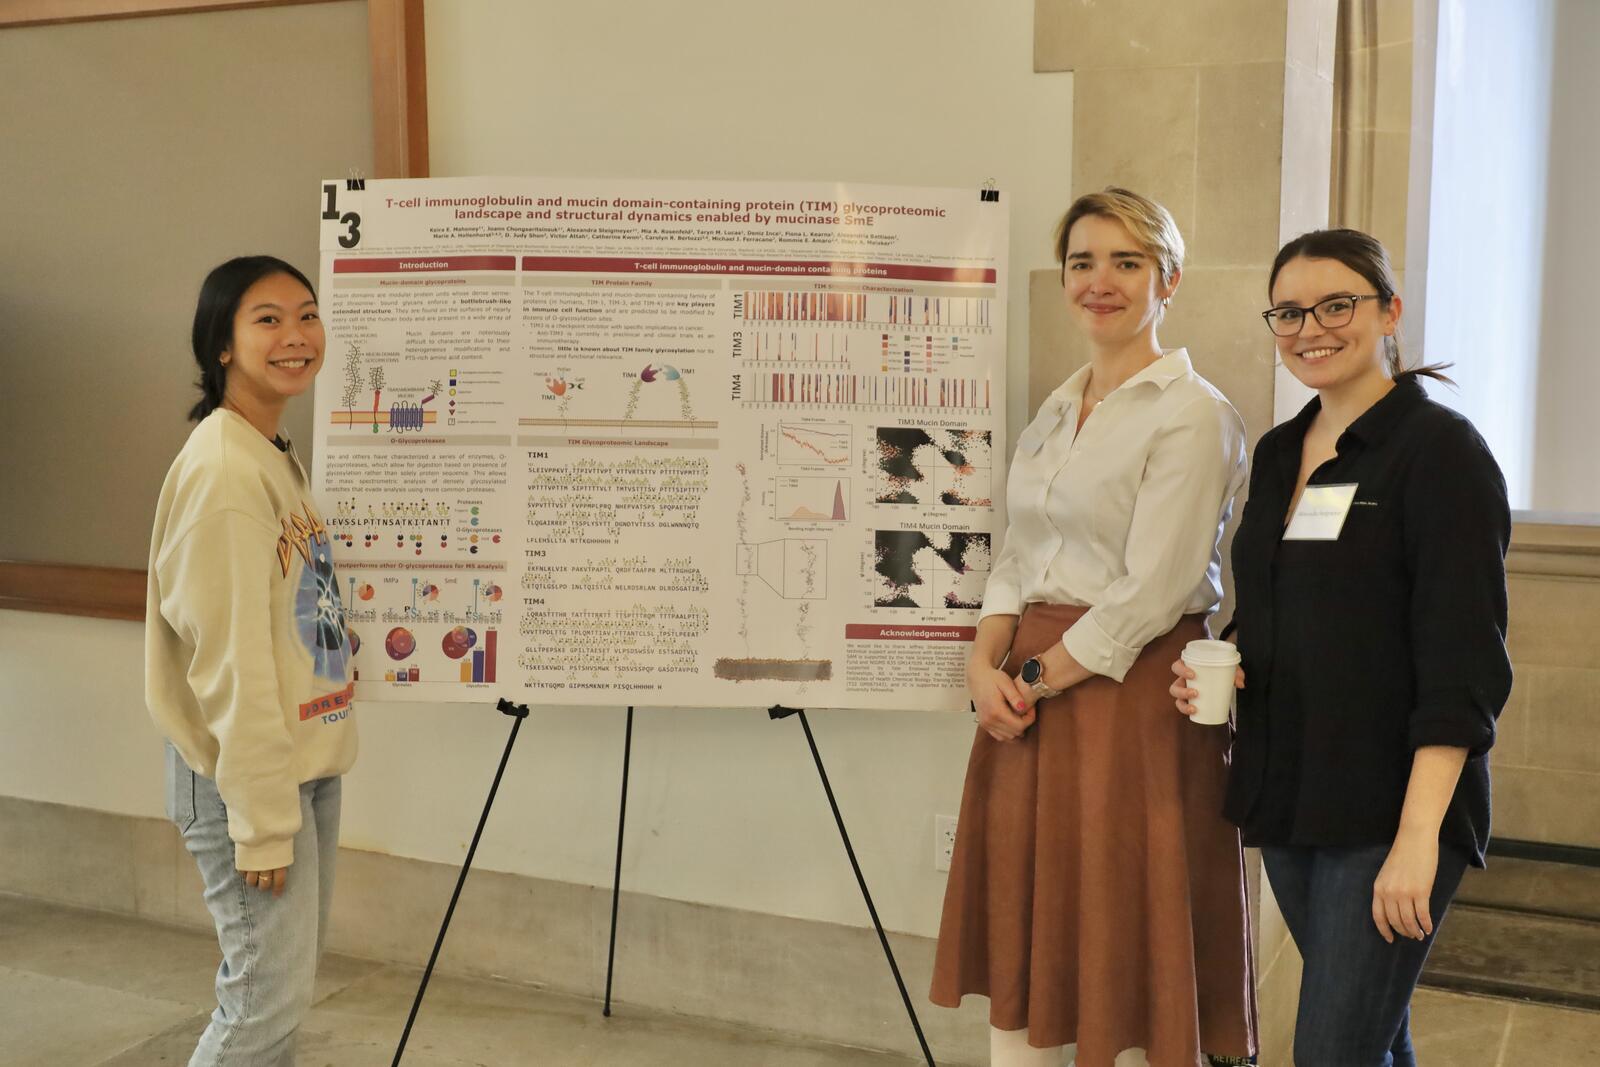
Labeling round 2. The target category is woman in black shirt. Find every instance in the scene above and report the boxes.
[1170,229,1511,1067]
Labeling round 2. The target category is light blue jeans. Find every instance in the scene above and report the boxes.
[165,744,341,1066]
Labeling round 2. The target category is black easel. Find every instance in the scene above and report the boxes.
[601,704,937,1067]
[602,705,634,1017]
[392,698,530,1067]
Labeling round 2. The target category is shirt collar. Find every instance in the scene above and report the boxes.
[1054,348,1193,410]
[1132,348,1194,391]
[1338,373,1427,448]
[1274,373,1428,483]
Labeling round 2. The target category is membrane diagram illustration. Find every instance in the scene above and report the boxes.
[329,342,445,432]
[520,361,717,433]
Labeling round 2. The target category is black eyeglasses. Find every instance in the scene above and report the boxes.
[1261,294,1382,337]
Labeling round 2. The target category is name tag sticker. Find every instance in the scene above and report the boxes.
[1283,483,1359,541]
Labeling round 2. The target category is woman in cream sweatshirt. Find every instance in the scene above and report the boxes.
[146,256,356,1064]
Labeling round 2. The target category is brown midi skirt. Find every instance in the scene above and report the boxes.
[929,604,1257,1066]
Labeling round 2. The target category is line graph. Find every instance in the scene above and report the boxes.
[776,422,851,467]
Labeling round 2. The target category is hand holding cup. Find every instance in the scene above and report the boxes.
[1170,640,1244,724]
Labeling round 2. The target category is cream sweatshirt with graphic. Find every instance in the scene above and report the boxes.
[146,409,357,871]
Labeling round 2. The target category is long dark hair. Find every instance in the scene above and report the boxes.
[1268,229,1453,385]
[188,256,318,421]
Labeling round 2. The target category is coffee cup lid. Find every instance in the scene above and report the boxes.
[1181,639,1240,666]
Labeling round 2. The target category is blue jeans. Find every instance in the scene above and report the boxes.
[166,744,341,1066]
[1262,843,1469,1067]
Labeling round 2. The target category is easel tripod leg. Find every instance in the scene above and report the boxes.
[793,709,938,1067]
[392,698,529,1067]
[603,705,635,1017]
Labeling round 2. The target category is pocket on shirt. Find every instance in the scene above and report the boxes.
[163,744,197,833]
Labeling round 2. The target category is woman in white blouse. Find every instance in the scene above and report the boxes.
[929,188,1257,1067]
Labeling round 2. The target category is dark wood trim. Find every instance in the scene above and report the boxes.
[0,0,334,28]
[1,1,427,619]
[0,561,146,622]
[368,0,429,178]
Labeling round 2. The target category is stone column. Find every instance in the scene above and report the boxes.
[1331,0,1414,260]
[1031,1,1338,1059]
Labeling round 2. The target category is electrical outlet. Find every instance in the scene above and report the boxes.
[934,814,958,872]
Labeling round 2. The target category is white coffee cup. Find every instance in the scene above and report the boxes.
[1180,639,1240,726]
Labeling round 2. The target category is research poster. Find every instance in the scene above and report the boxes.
[313,177,1007,710]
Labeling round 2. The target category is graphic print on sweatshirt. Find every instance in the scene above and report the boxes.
[276,503,354,715]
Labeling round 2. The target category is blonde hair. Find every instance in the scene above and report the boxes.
[1055,187,1185,284]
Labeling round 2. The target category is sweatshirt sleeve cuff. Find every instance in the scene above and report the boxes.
[234,839,294,872]
[1062,611,1139,683]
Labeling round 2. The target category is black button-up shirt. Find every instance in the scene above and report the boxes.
[1223,374,1512,866]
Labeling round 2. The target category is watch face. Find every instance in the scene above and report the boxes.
[1021,657,1042,684]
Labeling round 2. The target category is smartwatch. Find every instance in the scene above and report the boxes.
[1019,656,1060,700]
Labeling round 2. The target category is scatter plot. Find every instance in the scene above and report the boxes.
[873,530,991,610]
[874,428,992,507]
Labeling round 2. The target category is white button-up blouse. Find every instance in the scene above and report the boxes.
[981,349,1247,682]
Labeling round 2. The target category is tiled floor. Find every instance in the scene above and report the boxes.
[0,895,918,1067]
[5,893,1600,1065]
[1409,987,1600,1065]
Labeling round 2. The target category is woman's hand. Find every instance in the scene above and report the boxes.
[968,660,1034,743]
[244,867,288,898]
[1169,661,1245,716]
[1372,828,1439,943]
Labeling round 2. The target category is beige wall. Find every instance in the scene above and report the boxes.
[1358,0,1600,842]
[1033,2,1340,1061]
[1494,538,1600,847]
[0,3,373,569]
[0,0,1073,961]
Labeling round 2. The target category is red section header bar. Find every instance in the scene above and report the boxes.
[334,256,516,273]
[521,256,994,284]
[845,624,977,642]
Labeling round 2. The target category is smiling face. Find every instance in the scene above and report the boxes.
[1061,213,1177,350]
[1268,255,1400,394]
[221,272,325,415]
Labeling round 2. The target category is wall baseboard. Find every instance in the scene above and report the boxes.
[1489,837,1600,869]
[0,794,987,1065]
